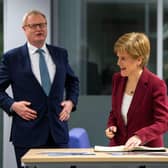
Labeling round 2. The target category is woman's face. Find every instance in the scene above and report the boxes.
[116,51,142,77]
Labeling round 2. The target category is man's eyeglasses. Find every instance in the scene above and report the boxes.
[24,23,47,29]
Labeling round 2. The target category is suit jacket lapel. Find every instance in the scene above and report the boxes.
[20,44,32,75]
[46,45,58,93]
[20,44,43,90]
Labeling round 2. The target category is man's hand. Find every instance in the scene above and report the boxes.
[59,100,74,121]
[11,101,37,120]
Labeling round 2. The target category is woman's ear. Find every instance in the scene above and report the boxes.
[137,56,143,66]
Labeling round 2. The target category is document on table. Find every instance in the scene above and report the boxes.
[94,145,167,152]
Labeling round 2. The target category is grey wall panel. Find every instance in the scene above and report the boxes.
[3,1,51,168]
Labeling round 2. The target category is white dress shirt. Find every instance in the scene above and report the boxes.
[27,42,56,85]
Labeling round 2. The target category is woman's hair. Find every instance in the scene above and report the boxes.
[22,10,47,26]
[114,32,150,67]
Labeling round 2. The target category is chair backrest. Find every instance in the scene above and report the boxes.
[68,128,91,148]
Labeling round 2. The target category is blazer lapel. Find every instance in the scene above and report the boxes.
[127,68,149,123]
[117,77,127,124]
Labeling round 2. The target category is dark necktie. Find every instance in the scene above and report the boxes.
[37,49,51,95]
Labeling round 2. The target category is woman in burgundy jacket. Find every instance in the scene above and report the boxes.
[105,32,168,149]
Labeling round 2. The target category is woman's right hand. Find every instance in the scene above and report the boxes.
[105,126,117,139]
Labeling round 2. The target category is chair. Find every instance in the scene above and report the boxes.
[68,128,91,148]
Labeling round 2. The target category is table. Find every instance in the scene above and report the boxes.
[21,148,168,168]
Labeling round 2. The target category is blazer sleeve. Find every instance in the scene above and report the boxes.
[135,78,168,144]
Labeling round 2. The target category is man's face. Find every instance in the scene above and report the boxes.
[23,14,47,47]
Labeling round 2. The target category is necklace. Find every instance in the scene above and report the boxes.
[130,91,134,95]
[127,69,143,95]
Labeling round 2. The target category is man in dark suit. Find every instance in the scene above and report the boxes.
[0,10,79,168]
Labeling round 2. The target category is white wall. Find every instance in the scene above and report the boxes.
[3,1,51,168]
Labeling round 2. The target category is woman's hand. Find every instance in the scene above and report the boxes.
[125,135,142,149]
[105,126,117,139]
